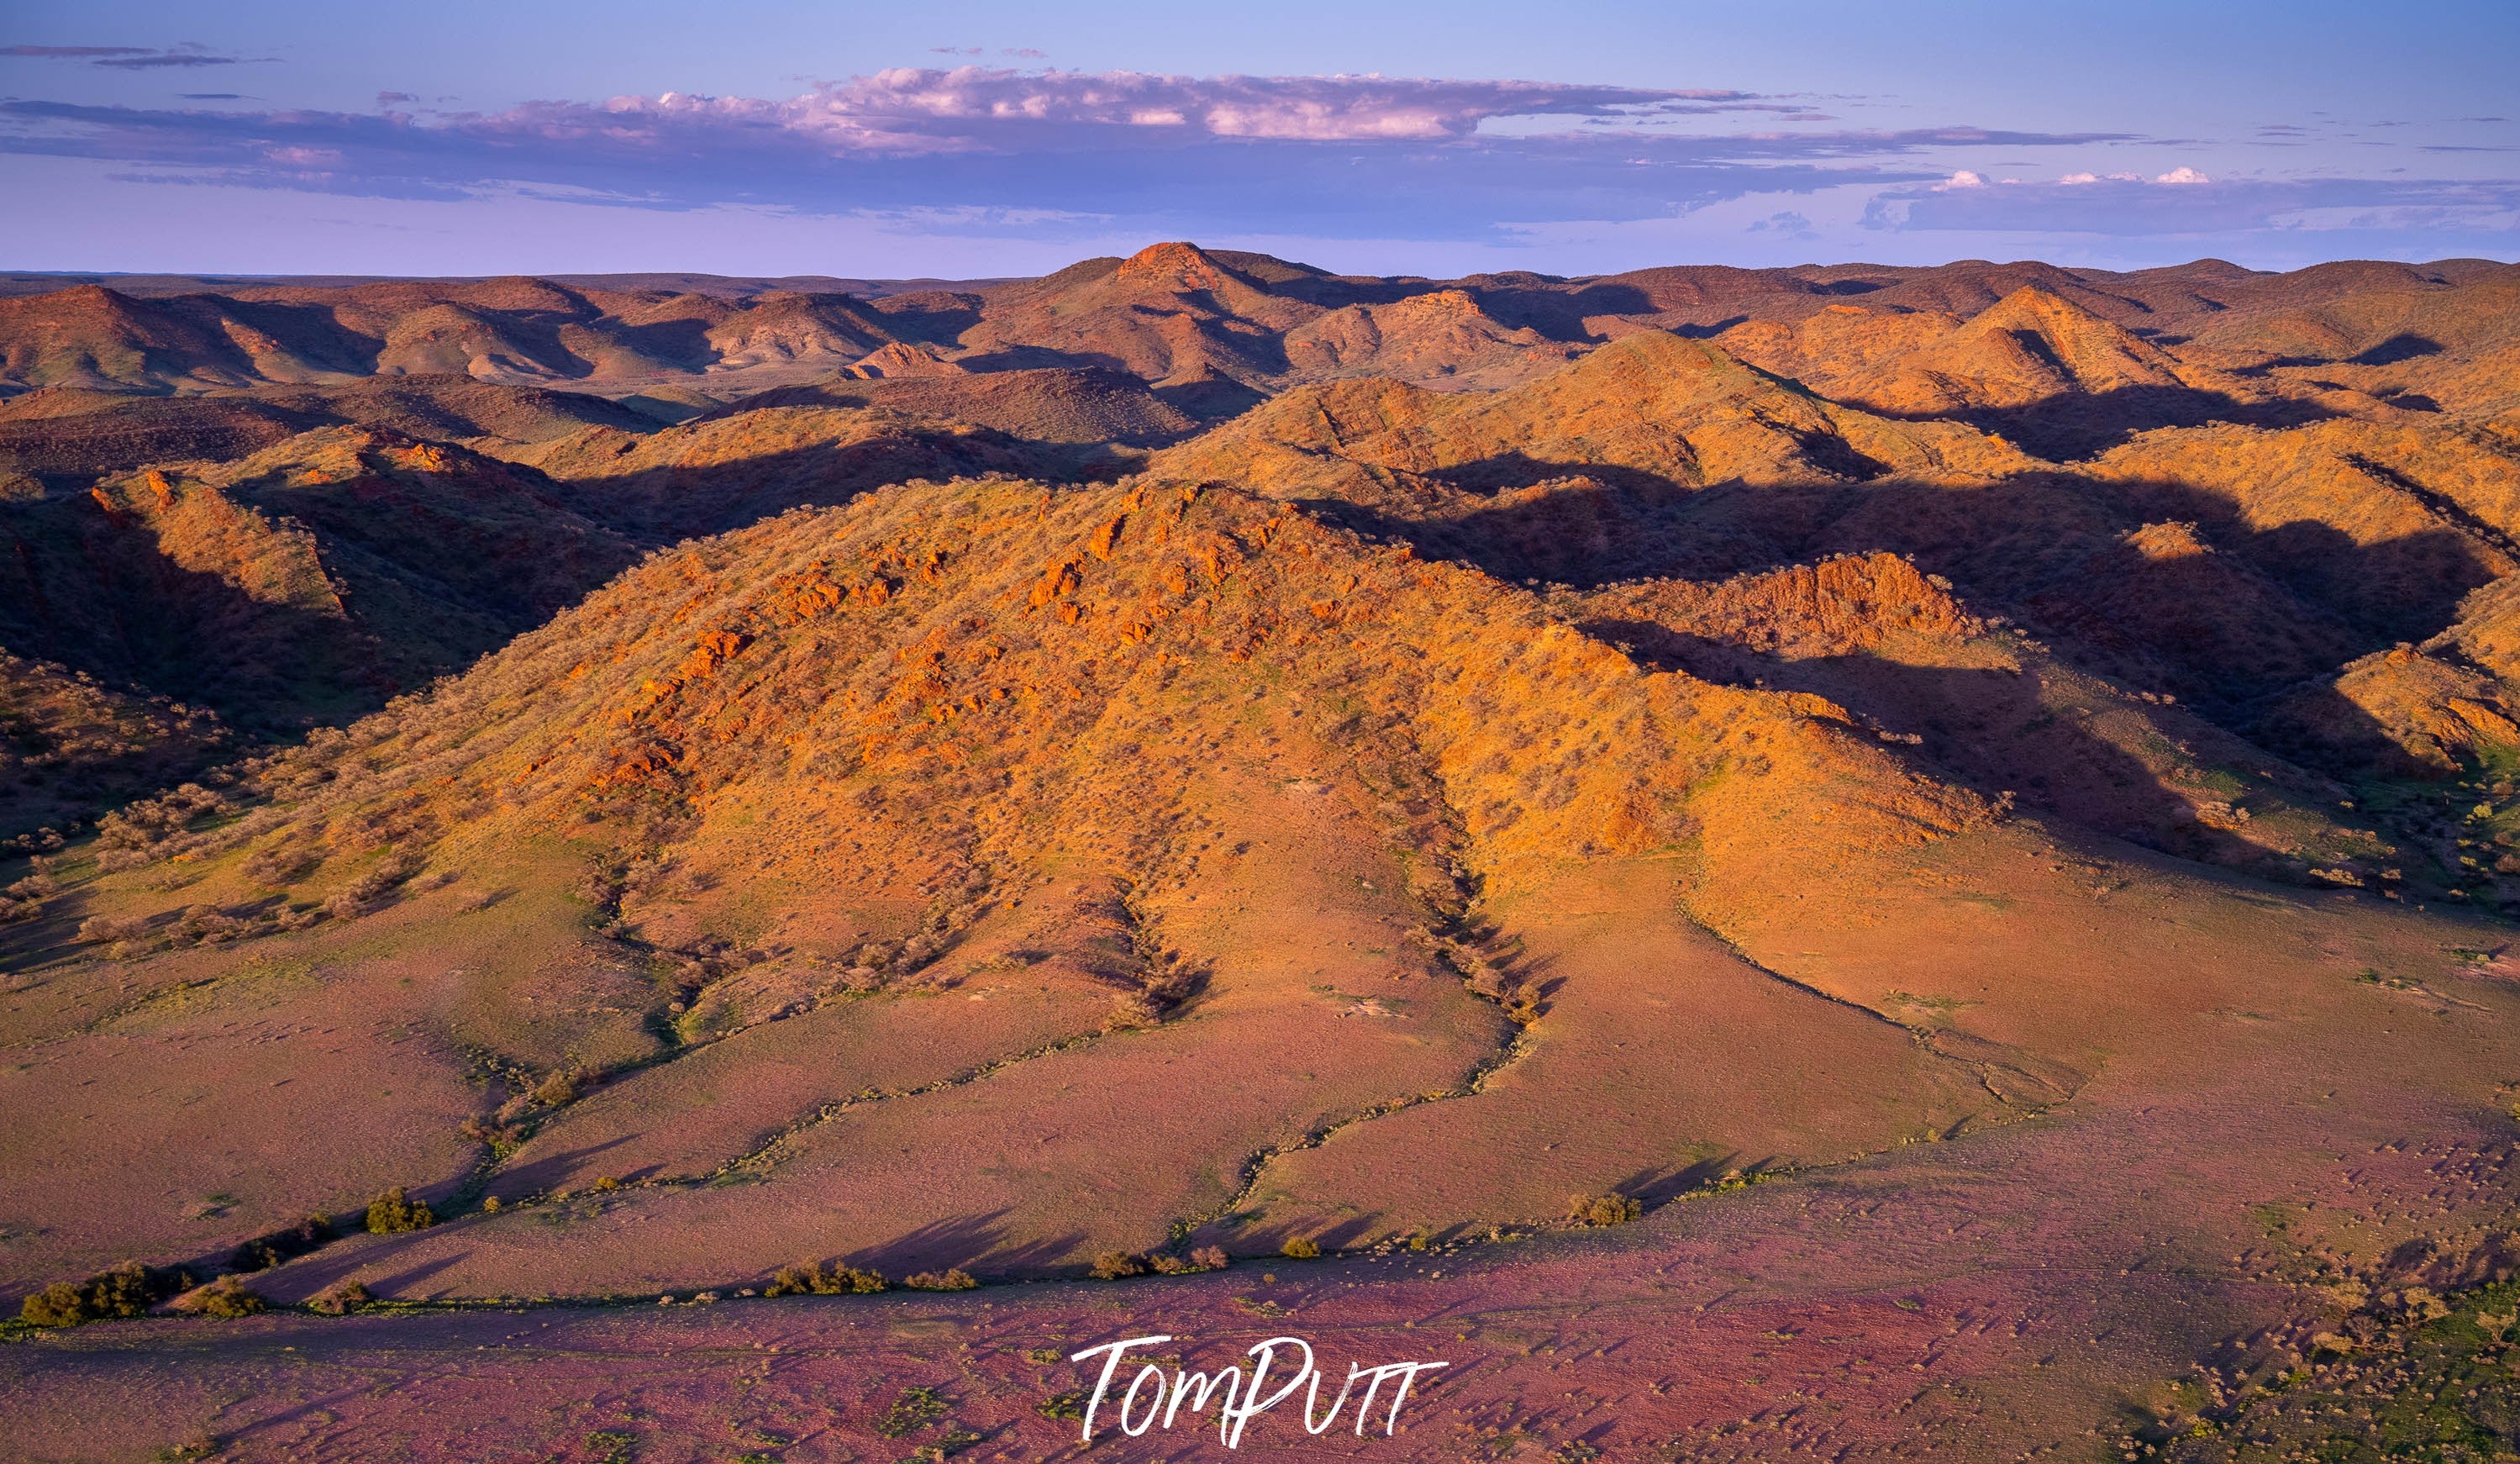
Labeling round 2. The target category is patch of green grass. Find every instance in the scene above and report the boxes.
[876,1386,947,1438]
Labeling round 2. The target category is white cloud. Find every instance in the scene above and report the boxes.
[2154,166,2211,184]
[546,68,1795,154]
[1935,169,1986,190]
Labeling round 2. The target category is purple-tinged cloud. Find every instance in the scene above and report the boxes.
[0,66,2212,250]
[0,45,154,59]
[1868,171,2520,237]
[0,71,2123,189]
[545,67,1837,150]
[3,41,264,70]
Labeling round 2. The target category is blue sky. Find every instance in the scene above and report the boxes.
[3,0,2515,278]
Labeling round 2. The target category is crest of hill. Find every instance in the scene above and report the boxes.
[1830,287,2197,409]
[1717,286,2327,459]
[1281,289,1586,391]
[0,285,275,394]
[4,253,2512,411]
[11,476,2027,1295]
[0,278,920,396]
[0,376,655,487]
[711,365,1200,448]
[1150,329,2036,512]
[2184,269,2520,366]
[502,403,1107,542]
[148,473,1990,951]
[955,243,1326,387]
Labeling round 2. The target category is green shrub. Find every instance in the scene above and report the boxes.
[366,1187,435,1234]
[17,1261,178,1326]
[1147,1246,1229,1274]
[765,1259,886,1296]
[1281,1236,1322,1260]
[1565,1193,1644,1226]
[18,1282,87,1327]
[309,1278,374,1315]
[171,1274,267,1319]
[904,1268,978,1291]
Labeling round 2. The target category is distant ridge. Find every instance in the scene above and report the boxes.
[0,271,1020,301]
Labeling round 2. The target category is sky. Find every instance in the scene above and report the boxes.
[3,0,2516,280]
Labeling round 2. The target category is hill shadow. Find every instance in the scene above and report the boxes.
[605,313,720,371]
[1155,376,1269,423]
[0,499,410,734]
[950,344,1131,375]
[1330,470,2505,787]
[555,434,1124,543]
[1341,471,2497,662]
[865,293,985,345]
[853,1209,1089,1280]
[1465,280,1660,341]
[1583,617,2329,867]
[2352,334,2445,366]
[1904,386,2341,461]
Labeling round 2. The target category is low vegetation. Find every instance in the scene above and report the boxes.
[2160,1273,2520,1460]
[16,1261,184,1327]
[875,1385,948,1438]
[168,1274,267,1319]
[308,1278,375,1315]
[230,1212,336,1272]
[765,1259,886,1296]
[365,1187,437,1235]
[1565,1193,1644,1226]
[902,1268,978,1291]
[1089,1250,1148,1280]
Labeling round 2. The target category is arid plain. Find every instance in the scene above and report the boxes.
[4,246,2520,1460]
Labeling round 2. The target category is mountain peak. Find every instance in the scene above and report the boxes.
[1113,241,1243,292]
[1955,283,2185,392]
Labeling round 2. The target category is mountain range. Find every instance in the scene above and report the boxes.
[4,243,2520,1462]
